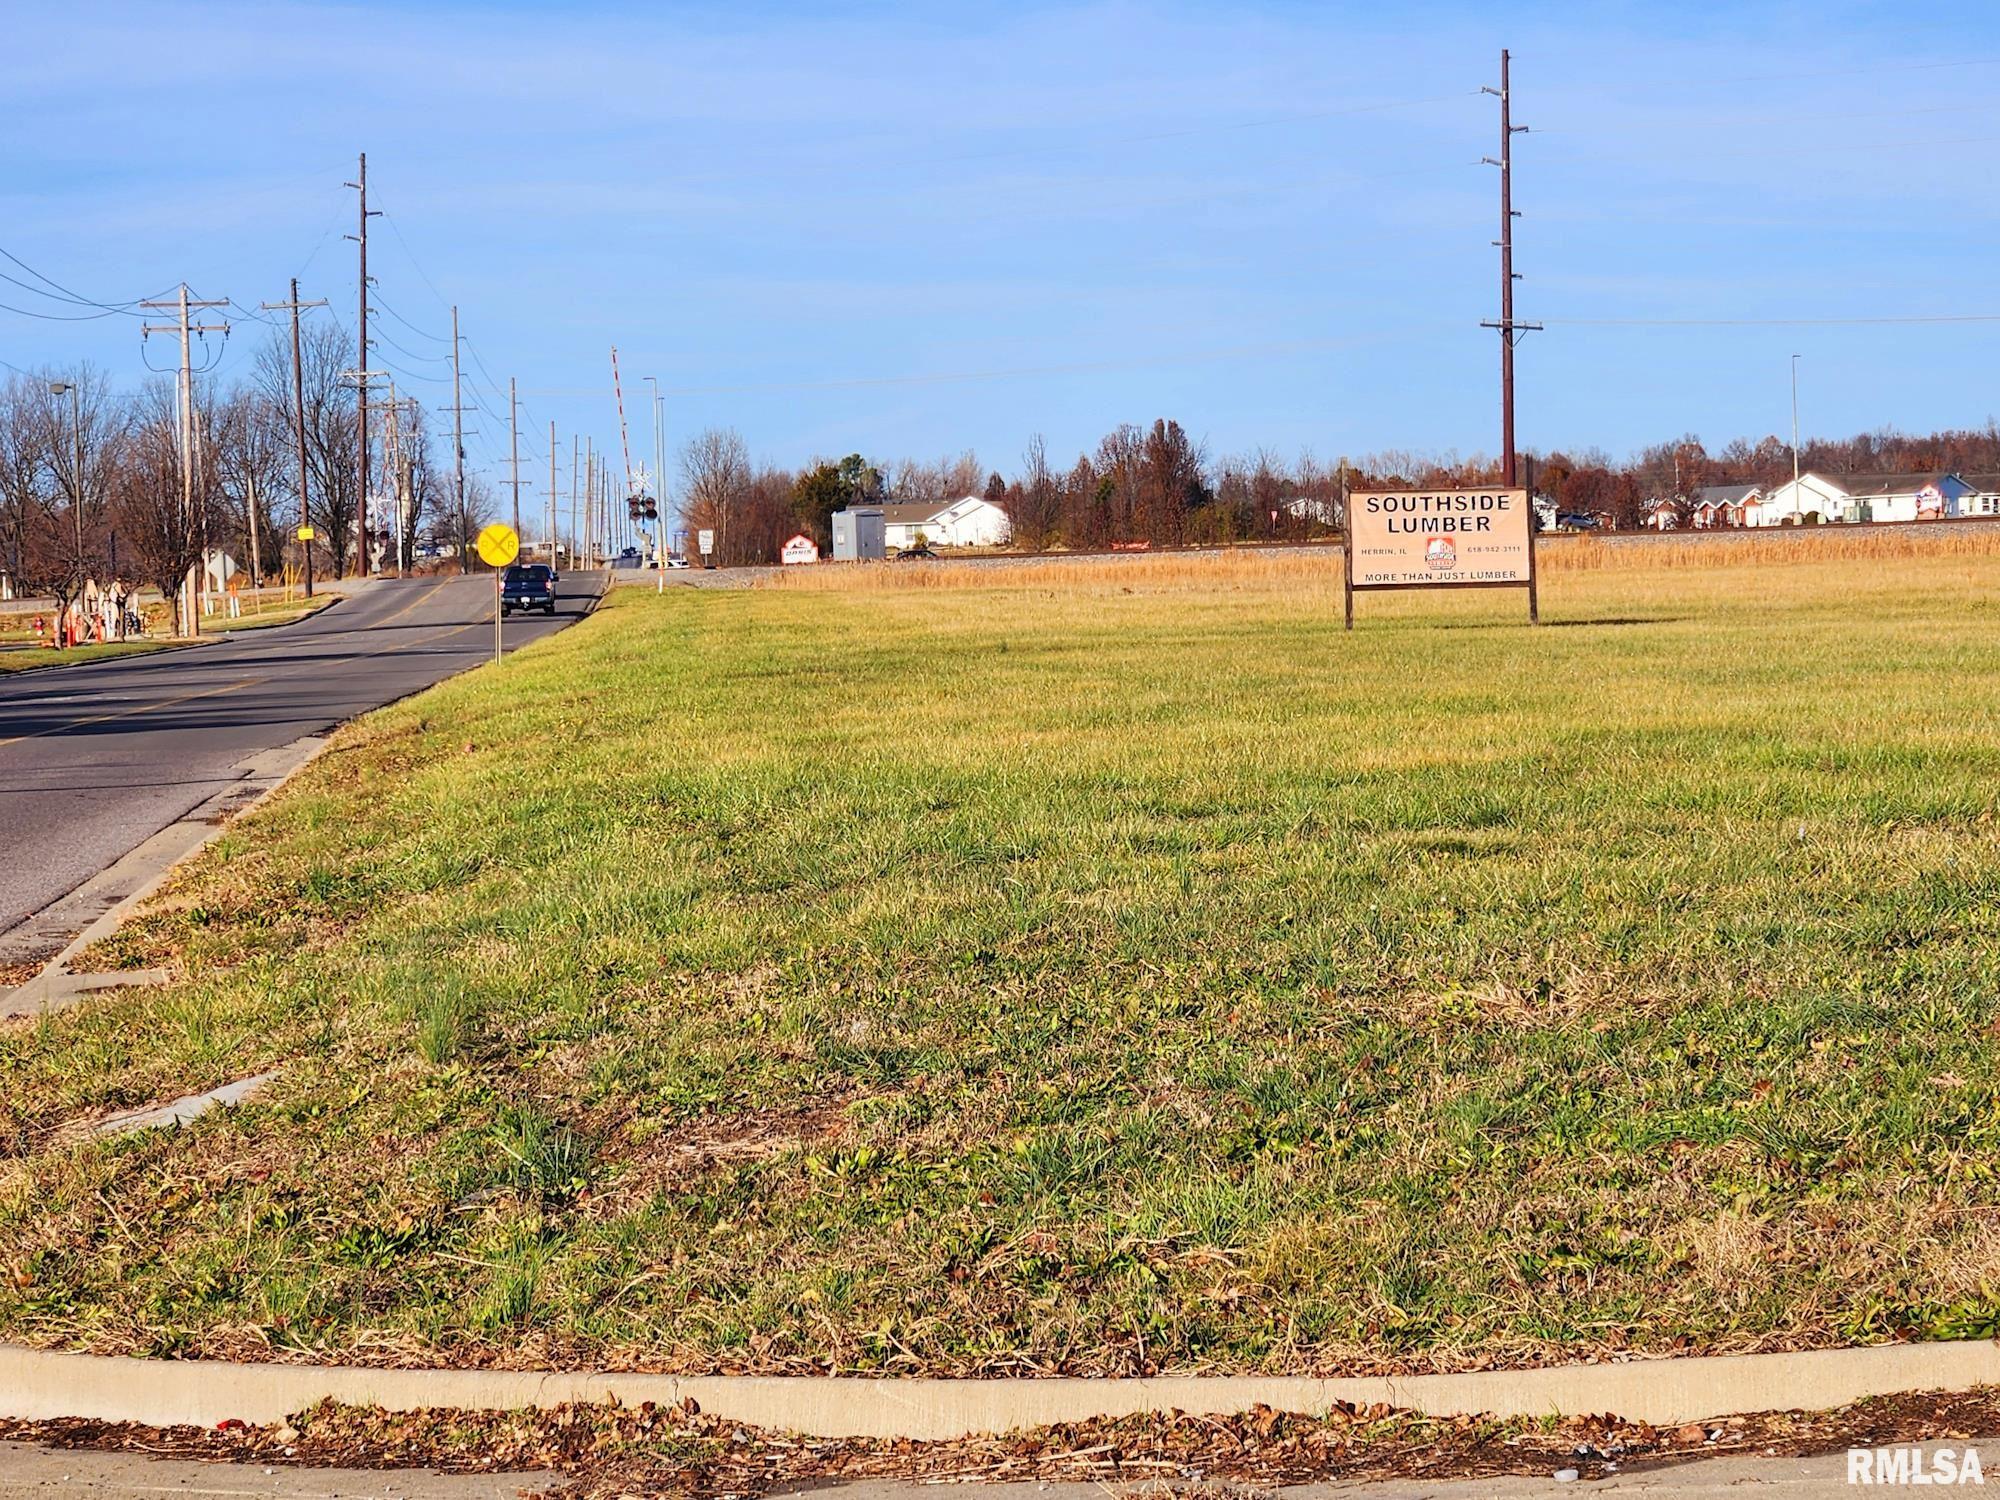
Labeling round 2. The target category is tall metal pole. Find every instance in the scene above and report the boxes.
[644,373,664,580]
[453,306,467,573]
[1800,356,1816,502]
[569,434,579,571]
[548,420,558,566]
[63,384,84,625]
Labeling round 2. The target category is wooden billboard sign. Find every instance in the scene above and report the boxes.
[1342,487,1538,627]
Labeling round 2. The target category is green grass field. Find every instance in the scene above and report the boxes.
[5,541,2000,1375]
[0,640,178,673]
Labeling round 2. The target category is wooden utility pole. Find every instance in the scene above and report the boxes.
[246,471,263,590]
[261,279,327,597]
[569,434,579,571]
[345,154,380,576]
[508,376,521,538]
[583,438,594,567]
[548,420,558,565]
[140,285,229,637]
[1481,50,1539,489]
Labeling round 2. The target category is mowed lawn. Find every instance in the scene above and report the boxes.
[5,542,2000,1375]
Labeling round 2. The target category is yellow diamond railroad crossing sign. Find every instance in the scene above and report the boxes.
[476,522,520,569]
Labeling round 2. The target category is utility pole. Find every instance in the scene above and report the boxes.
[141,285,230,637]
[262,279,327,597]
[383,391,414,576]
[583,437,594,567]
[644,373,665,581]
[441,306,475,574]
[246,471,263,590]
[508,376,521,538]
[1480,49,1539,490]
[345,154,380,576]
[569,434,579,571]
[548,420,558,566]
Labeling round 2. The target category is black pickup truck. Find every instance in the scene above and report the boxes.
[500,563,557,616]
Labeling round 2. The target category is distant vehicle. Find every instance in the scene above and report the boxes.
[666,555,689,569]
[896,544,937,561]
[500,563,557,616]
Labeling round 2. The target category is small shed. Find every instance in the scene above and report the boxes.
[832,506,886,561]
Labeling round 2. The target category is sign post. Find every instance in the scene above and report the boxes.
[476,522,521,664]
[1342,487,1537,628]
[296,523,316,598]
[697,528,715,570]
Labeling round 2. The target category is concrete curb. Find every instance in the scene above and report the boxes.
[2,1340,1998,1438]
[0,734,330,1016]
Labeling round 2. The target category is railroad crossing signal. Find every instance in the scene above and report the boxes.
[476,523,520,568]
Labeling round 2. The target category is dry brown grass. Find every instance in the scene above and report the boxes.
[1543,525,2000,572]
[761,524,2000,593]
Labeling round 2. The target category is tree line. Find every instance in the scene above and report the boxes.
[678,416,2000,562]
[0,323,493,626]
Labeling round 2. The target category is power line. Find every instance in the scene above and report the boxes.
[1544,313,2000,327]
[372,291,449,343]
[377,211,453,313]
[0,298,131,322]
[372,325,455,366]
[0,244,166,315]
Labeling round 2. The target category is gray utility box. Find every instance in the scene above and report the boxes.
[831,506,886,561]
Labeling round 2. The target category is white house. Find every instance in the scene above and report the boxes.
[878,495,1012,550]
[1962,474,2000,517]
[1747,472,1972,527]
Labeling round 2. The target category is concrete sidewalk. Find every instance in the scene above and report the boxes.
[0,1439,1960,1498]
[0,1442,548,1498]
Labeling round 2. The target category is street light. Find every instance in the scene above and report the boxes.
[49,381,85,643]
[1789,354,1802,516]
[642,374,665,588]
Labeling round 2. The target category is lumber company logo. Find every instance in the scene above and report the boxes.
[1423,535,1457,570]
[1848,1445,1986,1485]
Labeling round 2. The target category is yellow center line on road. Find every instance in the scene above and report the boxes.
[0,576,478,755]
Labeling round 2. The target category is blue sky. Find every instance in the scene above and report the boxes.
[4,0,1998,496]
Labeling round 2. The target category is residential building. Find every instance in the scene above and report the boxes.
[1961,474,2000,517]
[1747,472,1974,526]
[878,495,1012,550]
[1692,483,1759,528]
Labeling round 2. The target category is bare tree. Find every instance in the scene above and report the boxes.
[253,322,358,573]
[0,367,125,633]
[679,427,753,564]
[1008,434,1061,552]
[211,387,290,586]
[890,450,983,504]
[117,380,213,627]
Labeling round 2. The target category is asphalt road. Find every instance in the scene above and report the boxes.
[0,573,600,951]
